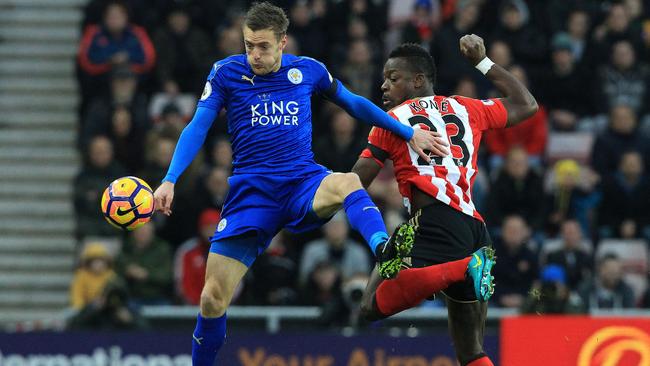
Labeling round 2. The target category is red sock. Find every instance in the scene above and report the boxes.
[467,356,493,366]
[375,257,471,316]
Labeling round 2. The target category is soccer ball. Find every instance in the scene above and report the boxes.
[100,176,155,231]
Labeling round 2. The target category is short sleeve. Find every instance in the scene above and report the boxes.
[359,127,397,167]
[454,96,508,130]
[306,58,334,95]
[197,62,228,111]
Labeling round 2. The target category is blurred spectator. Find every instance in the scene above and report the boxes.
[197,166,230,211]
[545,159,598,236]
[493,215,538,308]
[485,65,547,167]
[401,0,436,46]
[210,137,233,171]
[452,76,478,98]
[140,136,176,187]
[487,40,513,69]
[299,212,371,285]
[288,0,326,60]
[591,104,650,177]
[246,231,299,305]
[578,253,636,309]
[339,39,381,102]
[145,104,185,154]
[78,1,155,93]
[174,208,220,305]
[486,147,545,232]
[566,10,591,63]
[596,40,649,114]
[490,0,546,67]
[81,66,149,171]
[153,6,213,94]
[431,0,481,94]
[215,25,244,60]
[70,243,115,309]
[598,151,650,239]
[300,261,347,325]
[146,137,203,246]
[546,220,592,289]
[521,264,586,314]
[68,280,148,330]
[74,136,126,238]
[591,3,644,62]
[536,33,593,129]
[116,223,173,305]
[314,110,366,173]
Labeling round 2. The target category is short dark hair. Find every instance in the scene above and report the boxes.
[388,43,436,86]
[245,2,289,38]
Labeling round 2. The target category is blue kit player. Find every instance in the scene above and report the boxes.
[153,2,446,364]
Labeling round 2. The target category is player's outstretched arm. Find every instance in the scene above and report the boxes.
[330,82,448,162]
[460,34,538,127]
[154,106,218,215]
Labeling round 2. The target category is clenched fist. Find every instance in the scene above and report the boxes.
[459,34,487,66]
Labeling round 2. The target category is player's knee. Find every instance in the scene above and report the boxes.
[200,284,228,317]
[336,173,363,199]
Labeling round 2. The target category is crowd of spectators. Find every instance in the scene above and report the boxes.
[70,0,650,328]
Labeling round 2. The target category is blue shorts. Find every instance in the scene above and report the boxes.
[210,167,331,266]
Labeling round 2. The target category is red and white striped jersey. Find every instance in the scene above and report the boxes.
[360,95,508,221]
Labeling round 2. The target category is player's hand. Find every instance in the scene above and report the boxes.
[409,129,449,163]
[154,181,175,216]
[459,34,487,66]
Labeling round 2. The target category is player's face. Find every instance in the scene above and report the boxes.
[381,58,417,110]
[243,26,287,75]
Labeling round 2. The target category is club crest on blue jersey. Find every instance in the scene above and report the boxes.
[287,68,303,84]
[200,82,211,101]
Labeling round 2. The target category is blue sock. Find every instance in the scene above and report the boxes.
[343,189,389,254]
[192,313,226,366]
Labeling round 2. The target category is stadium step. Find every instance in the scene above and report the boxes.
[0,291,69,308]
[0,42,78,59]
[0,8,81,25]
[0,309,66,324]
[0,200,73,216]
[1,0,89,7]
[0,147,78,163]
[0,273,72,289]
[0,218,75,236]
[0,77,76,93]
[2,111,76,128]
[0,25,80,42]
[0,130,75,146]
[0,162,79,182]
[0,237,76,253]
[0,254,75,271]
[0,182,73,200]
[0,0,86,324]
[0,60,74,77]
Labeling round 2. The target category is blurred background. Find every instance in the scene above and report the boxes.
[1,0,650,364]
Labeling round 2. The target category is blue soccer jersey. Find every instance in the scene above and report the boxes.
[198,54,333,176]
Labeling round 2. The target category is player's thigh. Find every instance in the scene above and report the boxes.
[203,252,249,306]
[446,298,487,364]
[360,265,386,320]
[312,172,363,218]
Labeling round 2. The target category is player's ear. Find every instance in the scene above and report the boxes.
[279,34,288,51]
[413,73,426,89]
